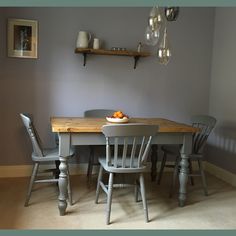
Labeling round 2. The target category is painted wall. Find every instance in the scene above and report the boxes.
[207,7,236,174]
[0,7,214,165]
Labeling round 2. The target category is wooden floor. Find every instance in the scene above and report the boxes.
[0,173,236,229]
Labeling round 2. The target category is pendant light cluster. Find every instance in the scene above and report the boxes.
[144,6,179,65]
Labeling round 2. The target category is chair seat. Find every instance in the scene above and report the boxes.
[32,147,75,162]
[98,157,147,173]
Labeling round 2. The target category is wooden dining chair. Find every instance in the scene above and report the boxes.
[95,124,158,224]
[84,109,116,182]
[157,115,216,197]
[20,113,74,206]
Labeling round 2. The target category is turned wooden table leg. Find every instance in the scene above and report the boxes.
[58,156,68,215]
[178,134,192,207]
[58,133,70,216]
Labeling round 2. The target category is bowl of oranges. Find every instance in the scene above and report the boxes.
[106,111,129,123]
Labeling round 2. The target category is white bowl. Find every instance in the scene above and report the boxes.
[106,116,130,123]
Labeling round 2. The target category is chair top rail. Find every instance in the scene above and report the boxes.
[20,113,44,157]
[191,115,217,153]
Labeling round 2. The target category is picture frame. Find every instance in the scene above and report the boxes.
[7,18,38,58]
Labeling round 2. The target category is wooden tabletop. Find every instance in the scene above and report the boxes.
[51,117,198,133]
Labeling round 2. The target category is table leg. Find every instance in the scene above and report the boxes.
[58,156,68,215]
[151,144,158,181]
[58,133,70,216]
[179,133,192,207]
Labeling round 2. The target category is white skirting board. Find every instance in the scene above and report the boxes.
[204,162,236,187]
[0,163,89,178]
[0,161,236,187]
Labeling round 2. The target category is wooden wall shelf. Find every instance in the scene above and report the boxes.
[74,48,150,69]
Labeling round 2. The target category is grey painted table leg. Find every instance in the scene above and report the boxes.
[58,133,70,216]
[178,133,192,207]
[151,145,158,181]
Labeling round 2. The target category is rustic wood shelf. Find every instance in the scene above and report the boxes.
[74,48,150,69]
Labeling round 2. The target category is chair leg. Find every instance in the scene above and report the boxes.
[66,162,73,206]
[139,173,149,223]
[87,146,95,183]
[134,178,140,202]
[24,162,39,207]
[169,156,180,198]
[157,152,167,185]
[95,165,103,204]
[188,159,194,186]
[198,159,208,196]
[106,172,114,225]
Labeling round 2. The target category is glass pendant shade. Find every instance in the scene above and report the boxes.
[144,25,159,46]
[148,6,162,31]
[149,6,162,19]
[148,16,162,31]
[144,6,162,46]
[157,28,171,65]
[165,7,179,21]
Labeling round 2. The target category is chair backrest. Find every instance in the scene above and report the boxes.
[20,113,44,157]
[84,109,116,118]
[102,124,158,169]
[191,115,217,153]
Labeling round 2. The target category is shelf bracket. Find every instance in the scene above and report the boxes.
[134,56,140,69]
[83,53,87,66]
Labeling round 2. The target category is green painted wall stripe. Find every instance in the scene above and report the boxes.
[1,0,236,7]
[0,230,236,236]
[0,1,236,236]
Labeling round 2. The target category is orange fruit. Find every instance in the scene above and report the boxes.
[112,110,127,118]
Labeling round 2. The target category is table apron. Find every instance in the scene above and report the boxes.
[69,132,186,145]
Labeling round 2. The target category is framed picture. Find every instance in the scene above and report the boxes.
[7,18,38,58]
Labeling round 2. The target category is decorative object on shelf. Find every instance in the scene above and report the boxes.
[76,31,91,48]
[144,6,179,65]
[144,6,162,46]
[93,38,101,49]
[74,48,150,69]
[157,27,171,65]
[7,18,38,58]
[111,47,127,51]
[137,42,142,52]
[164,7,180,21]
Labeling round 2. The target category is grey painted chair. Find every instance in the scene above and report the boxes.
[158,115,216,197]
[95,124,158,225]
[20,113,74,206]
[84,109,116,182]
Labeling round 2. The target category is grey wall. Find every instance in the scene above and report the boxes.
[207,8,236,174]
[0,7,214,165]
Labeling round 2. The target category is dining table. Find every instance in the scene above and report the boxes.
[51,117,198,216]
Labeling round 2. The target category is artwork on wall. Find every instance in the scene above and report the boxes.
[7,18,38,58]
